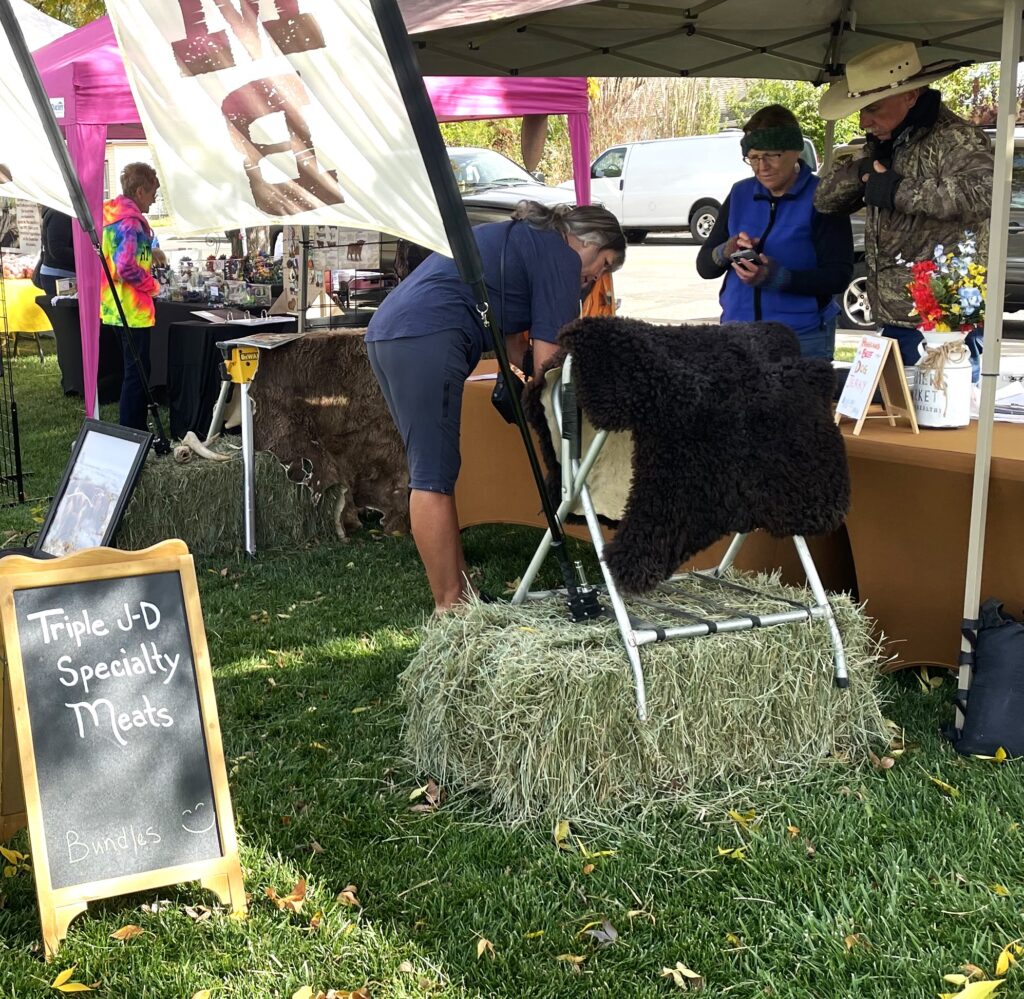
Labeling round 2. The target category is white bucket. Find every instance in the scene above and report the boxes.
[913,332,972,428]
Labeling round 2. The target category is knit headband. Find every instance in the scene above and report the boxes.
[740,126,804,156]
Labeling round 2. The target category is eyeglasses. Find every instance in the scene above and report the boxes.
[743,152,785,168]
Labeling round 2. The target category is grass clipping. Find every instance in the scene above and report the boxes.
[401,573,889,822]
[119,445,337,555]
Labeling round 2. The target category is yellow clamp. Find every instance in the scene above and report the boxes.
[223,346,260,384]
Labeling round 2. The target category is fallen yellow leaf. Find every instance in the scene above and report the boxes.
[715,845,746,861]
[843,933,870,951]
[728,808,757,830]
[523,930,544,939]
[947,981,1004,999]
[476,937,495,960]
[267,878,307,913]
[336,884,361,908]
[292,989,314,999]
[553,820,571,851]
[50,967,93,993]
[582,863,595,875]
[660,961,704,990]
[929,776,960,798]
[943,975,970,986]
[556,954,586,965]
[786,824,800,838]
[995,940,1022,977]
[989,884,1010,896]
[973,747,1009,763]
[190,992,212,999]
[109,924,144,942]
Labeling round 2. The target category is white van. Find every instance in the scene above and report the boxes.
[570,131,818,244]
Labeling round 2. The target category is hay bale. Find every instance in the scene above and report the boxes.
[118,445,338,554]
[401,574,889,822]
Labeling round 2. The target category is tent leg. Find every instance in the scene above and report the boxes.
[956,0,1023,729]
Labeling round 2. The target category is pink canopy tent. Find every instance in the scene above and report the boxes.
[31,16,592,420]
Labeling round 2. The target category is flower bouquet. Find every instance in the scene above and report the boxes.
[901,233,984,427]
[903,233,986,332]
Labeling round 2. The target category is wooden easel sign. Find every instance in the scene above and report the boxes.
[0,540,245,959]
[834,334,919,435]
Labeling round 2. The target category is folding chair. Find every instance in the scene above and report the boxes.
[513,352,849,722]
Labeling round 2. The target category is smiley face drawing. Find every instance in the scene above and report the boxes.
[181,801,216,835]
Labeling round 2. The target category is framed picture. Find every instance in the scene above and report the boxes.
[35,420,152,558]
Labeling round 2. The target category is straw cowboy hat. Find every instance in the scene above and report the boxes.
[819,41,963,120]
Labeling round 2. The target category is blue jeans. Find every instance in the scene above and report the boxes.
[113,325,152,430]
[881,324,983,383]
[797,317,838,360]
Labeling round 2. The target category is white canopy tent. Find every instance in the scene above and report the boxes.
[403,0,1024,721]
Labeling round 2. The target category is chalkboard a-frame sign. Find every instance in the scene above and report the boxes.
[0,541,245,958]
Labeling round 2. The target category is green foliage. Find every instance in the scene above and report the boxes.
[722,78,861,157]
[27,0,105,29]
[938,62,1024,125]
[439,117,573,186]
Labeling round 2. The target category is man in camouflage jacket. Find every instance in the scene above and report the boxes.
[815,42,992,366]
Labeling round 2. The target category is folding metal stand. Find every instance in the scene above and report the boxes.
[513,355,849,721]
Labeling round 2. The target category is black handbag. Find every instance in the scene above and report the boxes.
[946,598,1024,758]
[490,221,526,424]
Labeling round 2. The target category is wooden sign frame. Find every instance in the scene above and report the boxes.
[834,334,919,435]
[0,541,245,959]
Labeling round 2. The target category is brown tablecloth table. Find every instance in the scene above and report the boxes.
[456,360,1024,669]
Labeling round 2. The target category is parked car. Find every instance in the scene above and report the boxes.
[561,131,818,244]
[447,146,574,214]
[831,130,1024,330]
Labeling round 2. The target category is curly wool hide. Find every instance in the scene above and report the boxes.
[524,317,850,593]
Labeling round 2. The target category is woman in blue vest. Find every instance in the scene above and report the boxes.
[696,105,853,359]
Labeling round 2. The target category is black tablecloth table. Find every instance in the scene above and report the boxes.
[167,319,296,440]
[39,297,124,402]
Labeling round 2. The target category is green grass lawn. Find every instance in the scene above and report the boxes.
[0,348,1022,999]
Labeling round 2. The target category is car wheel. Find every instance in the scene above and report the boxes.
[689,205,718,244]
[841,268,874,330]
[623,229,648,244]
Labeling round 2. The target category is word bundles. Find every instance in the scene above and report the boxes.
[0,541,244,959]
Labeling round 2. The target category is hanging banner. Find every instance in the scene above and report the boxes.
[0,21,75,214]
[104,0,451,255]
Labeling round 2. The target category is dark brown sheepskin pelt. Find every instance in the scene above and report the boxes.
[523,317,850,593]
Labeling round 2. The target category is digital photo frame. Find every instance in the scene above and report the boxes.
[34,420,152,558]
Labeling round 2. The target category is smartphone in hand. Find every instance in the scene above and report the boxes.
[730,248,761,265]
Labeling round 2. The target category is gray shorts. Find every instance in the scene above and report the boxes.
[367,328,480,495]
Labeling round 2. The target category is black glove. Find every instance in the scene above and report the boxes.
[864,168,903,210]
[855,156,875,184]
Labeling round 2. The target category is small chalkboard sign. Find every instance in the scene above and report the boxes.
[0,541,244,958]
[834,333,919,435]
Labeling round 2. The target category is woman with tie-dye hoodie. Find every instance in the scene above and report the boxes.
[100,162,161,430]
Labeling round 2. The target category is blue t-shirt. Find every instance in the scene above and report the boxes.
[366,220,582,352]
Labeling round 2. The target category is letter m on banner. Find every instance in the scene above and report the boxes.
[104,0,451,254]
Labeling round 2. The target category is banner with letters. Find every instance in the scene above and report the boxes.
[0,23,75,214]
[104,0,451,254]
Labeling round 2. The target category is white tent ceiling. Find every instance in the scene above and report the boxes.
[402,0,1017,81]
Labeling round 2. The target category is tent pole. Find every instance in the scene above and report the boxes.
[822,119,836,173]
[0,0,170,455]
[369,0,597,617]
[956,0,1022,730]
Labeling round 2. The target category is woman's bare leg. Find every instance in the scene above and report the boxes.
[409,489,472,611]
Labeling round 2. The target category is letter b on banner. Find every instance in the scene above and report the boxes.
[222,75,344,215]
